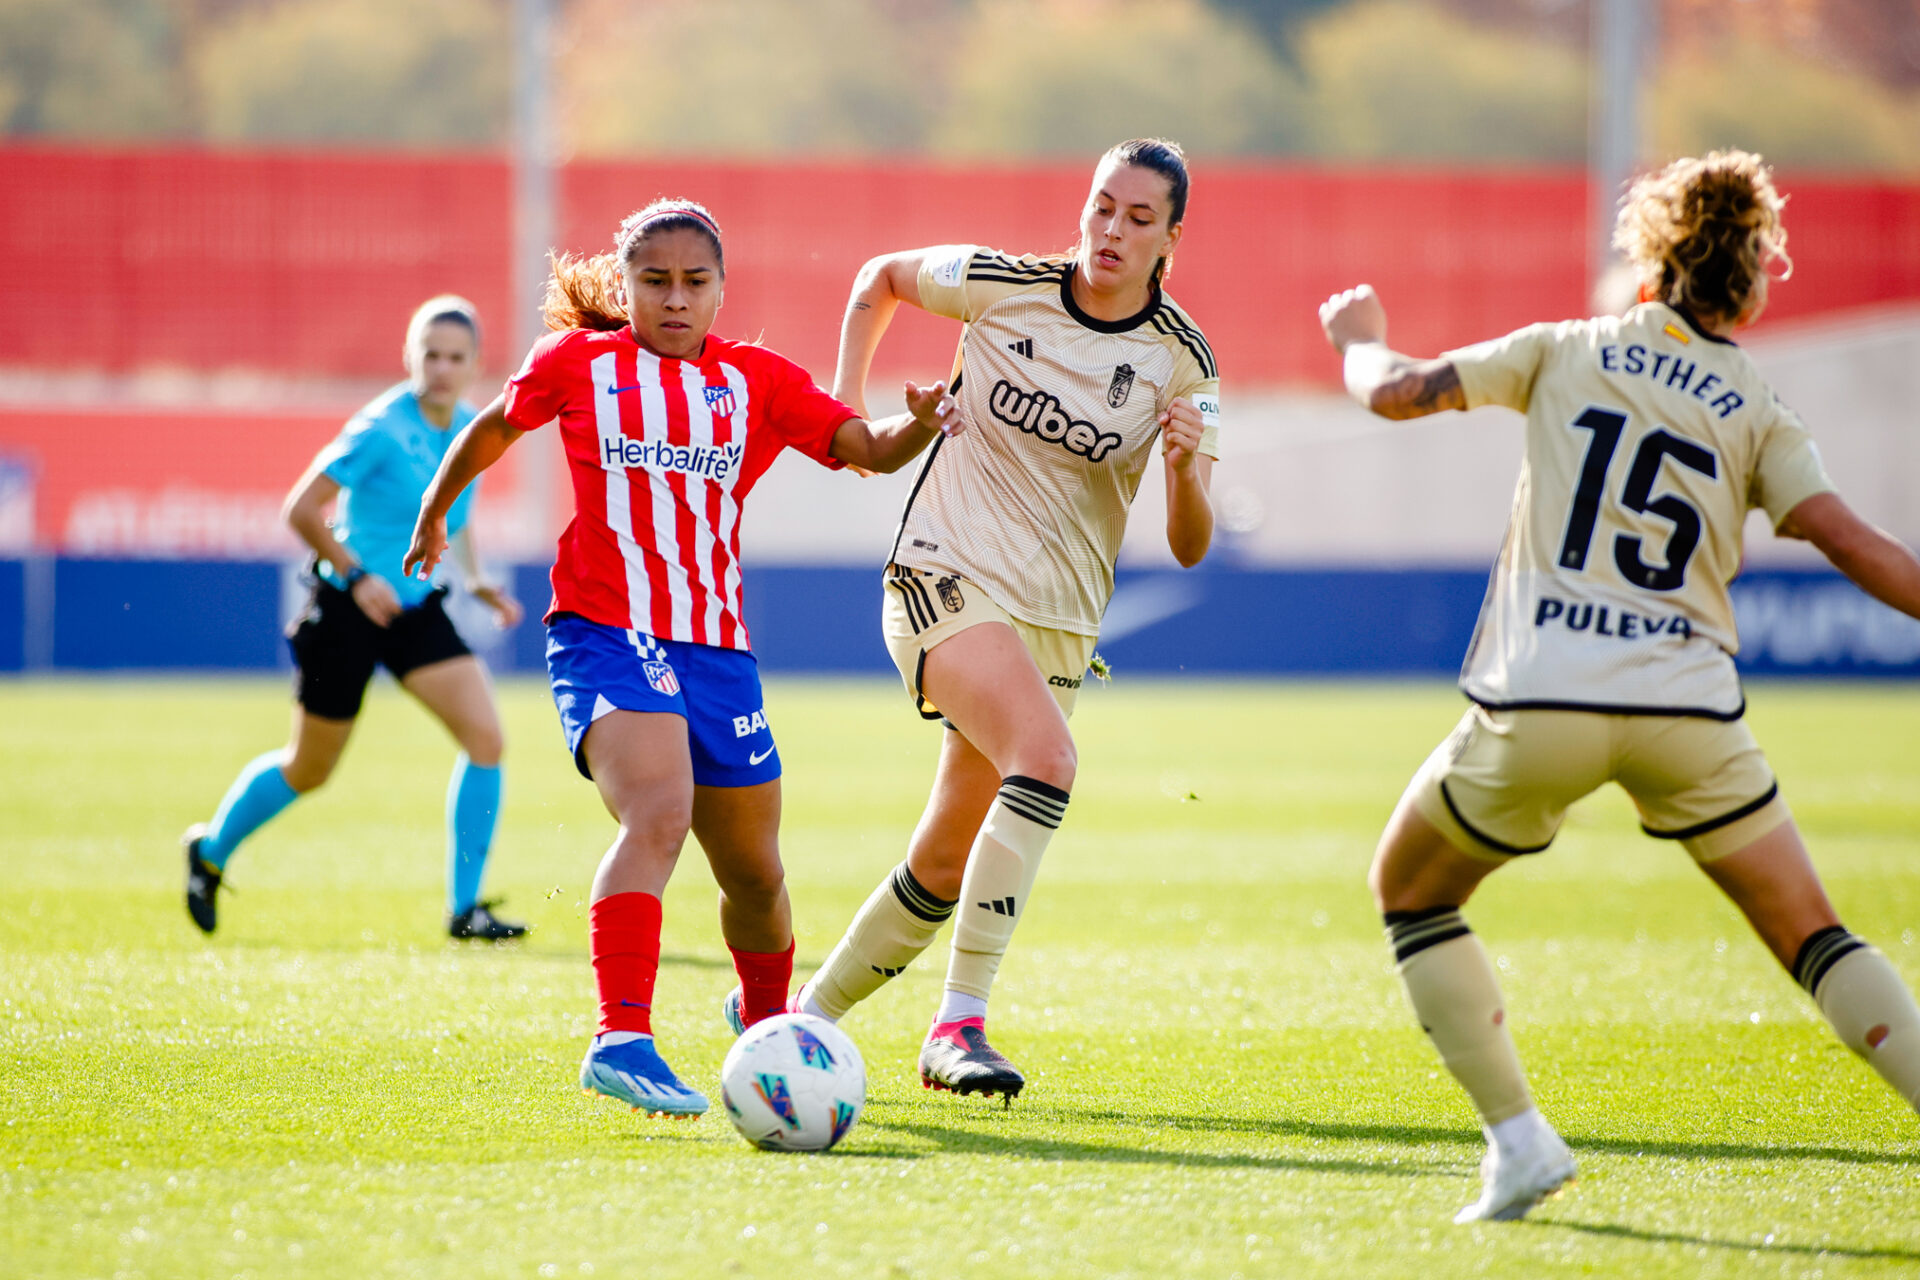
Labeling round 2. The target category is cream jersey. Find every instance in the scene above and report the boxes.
[890,245,1222,635]
[1450,302,1834,719]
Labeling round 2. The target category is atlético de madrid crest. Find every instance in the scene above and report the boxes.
[1107,363,1135,409]
[703,384,737,418]
[644,660,681,697]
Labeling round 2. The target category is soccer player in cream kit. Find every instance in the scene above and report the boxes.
[1322,151,1920,1222]
[773,140,1222,1100]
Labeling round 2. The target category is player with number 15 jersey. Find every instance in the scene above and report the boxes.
[1451,299,1829,721]
[1323,150,1920,1225]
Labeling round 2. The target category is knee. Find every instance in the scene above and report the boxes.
[1010,734,1077,791]
[718,858,786,908]
[613,800,692,864]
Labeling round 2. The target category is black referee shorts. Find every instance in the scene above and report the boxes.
[286,580,471,721]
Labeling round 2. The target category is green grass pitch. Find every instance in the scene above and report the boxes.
[3,676,1917,1279]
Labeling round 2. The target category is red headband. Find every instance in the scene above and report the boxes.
[621,206,722,249]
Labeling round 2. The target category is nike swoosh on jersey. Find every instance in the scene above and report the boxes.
[605,382,652,395]
[748,745,775,766]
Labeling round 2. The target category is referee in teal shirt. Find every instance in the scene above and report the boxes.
[182,296,527,940]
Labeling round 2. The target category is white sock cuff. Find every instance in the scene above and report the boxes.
[936,990,989,1024]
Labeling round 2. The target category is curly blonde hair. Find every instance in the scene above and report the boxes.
[1613,150,1791,327]
[541,199,725,333]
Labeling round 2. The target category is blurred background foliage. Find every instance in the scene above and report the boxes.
[2,0,1918,171]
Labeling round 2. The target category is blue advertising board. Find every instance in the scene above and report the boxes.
[3,558,1918,679]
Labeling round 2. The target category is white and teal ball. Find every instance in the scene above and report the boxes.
[719,1013,866,1152]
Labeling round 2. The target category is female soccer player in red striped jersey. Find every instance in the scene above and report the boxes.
[405,201,955,1116]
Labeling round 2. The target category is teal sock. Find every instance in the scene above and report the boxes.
[447,756,502,915]
[200,751,299,869]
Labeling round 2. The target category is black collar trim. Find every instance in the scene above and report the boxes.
[1667,304,1736,347]
[1060,264,1160,334]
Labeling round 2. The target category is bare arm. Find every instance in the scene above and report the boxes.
[1319,283,1466,421]
[404,394,524,581]
[1778,491,1920,619]
[833,251,936,417]
[283,464,353,574]
[1341,345,1465,421]
[283,460,402,626]
[828,378,961,475]
[1160,398,1214,567]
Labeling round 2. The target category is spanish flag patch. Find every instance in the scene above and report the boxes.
[1663,323,1691,344]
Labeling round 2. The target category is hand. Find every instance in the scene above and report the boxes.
[403,514,448,582]
[1320,283,1388,354]
[471,583,525,629]
[904,379,963,437]
[1159,397,1205,473]
[350,573,402,628]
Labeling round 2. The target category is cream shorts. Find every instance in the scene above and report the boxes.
[1409,703,1790,864]
[881,564,1096,721]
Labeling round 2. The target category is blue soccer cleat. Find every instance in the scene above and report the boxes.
[579,1034,708,1117]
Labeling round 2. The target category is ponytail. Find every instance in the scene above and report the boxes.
[541,250,629,333]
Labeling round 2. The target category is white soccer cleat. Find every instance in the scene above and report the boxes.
[1452,1127,1576,1224]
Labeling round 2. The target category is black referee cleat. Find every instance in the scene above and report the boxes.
[181,824,223,934]
[919,1017,1024,1106]
[448,900,527,940]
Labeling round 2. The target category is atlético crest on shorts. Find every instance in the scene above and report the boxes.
[643,660,681,696]
[1107,363,1135,409]
[703,385,737,419]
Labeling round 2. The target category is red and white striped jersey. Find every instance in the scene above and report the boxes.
[504,327,855,650]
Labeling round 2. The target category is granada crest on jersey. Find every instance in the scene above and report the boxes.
[935,575,964,613]
[790,1023,836,1070]
[643,660,680,696]
[703,384,737,419]
[1107,363,1135,409]
[753,1073,801,1128]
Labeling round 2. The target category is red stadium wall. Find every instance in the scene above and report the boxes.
[1,145,1916,554]
[3,144,1917,389]
[0,403,531,556]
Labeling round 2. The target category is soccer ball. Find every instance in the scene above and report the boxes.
[719,1013,866,1152]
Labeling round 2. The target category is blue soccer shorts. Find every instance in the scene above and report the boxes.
[545,614,781,788]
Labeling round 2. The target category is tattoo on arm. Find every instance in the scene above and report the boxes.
[851,301,871,311]
[1380,361,1464,420]
[1408,363,1462,412]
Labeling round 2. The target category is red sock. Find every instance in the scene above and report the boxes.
[590,892,662,1035]
[729,939,795,1028]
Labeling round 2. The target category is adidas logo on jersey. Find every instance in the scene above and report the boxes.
[1007,337,1034,358]
[986,379,1123,462]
